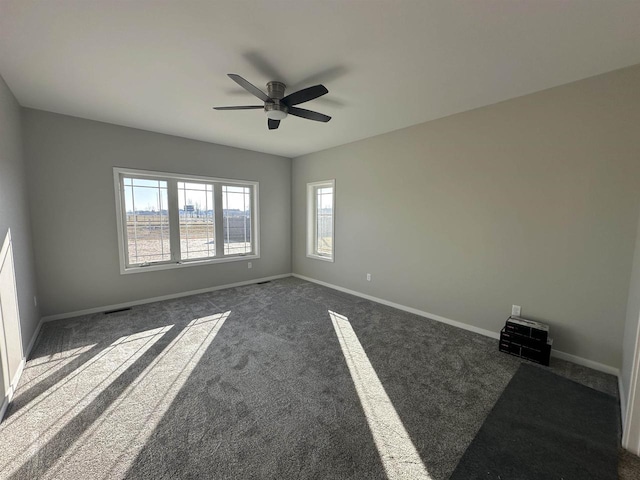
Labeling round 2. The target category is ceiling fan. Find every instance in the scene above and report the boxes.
[214,74,331,130]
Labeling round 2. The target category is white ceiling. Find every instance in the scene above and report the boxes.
[1,1,640,158]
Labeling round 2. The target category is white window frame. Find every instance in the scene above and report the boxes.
[114,167,260,274]
[306,179,335,262]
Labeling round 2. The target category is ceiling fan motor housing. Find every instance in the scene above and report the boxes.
[265,81,288,119]
[267,81,286,100]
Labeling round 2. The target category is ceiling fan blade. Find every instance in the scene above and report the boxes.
[281,84,328,106]
[228,74,271,102]
[268,119,280,130]
[288,106,331,123]
[213,105,264,110]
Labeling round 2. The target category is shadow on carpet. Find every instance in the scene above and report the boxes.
[450,363,619,480]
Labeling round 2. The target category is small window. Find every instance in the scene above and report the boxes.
[307,179,335,262]
[114,168,259,274]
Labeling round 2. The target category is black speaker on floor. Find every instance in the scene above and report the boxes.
[499,316,552,366]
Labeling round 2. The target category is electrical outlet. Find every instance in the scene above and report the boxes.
[248,262,252,269]
[511,305,521,317]
[366,273,371,281]
[34,296,38,307]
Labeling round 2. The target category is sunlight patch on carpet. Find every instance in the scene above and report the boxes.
[329,310,432,480]
[45,311,230,480]
[18,343,98,391]
[0,325,171,477]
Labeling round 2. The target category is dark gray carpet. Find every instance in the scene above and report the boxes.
[450,363,619,480]
[0,277,620,479]
[619,448,640,479]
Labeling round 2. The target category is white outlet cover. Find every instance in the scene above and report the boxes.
[512,305,521,316]
[248,262,252,269]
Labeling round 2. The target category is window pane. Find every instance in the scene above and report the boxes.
[123,177,171,264]
[178,182,215,260]
[222,185,252,255]
[132,178,162,188]
[316,186,333,256]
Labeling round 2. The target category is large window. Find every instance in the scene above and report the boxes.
[114,168,259,273]
[307,179,335,262]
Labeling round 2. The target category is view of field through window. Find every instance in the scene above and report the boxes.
[223,185,252,255]
[316,186,333,256]
[123,177,252,265]
[123,178,171,265]
[178,181,216,260]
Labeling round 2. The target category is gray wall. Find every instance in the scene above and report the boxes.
[622,210,640,409]
[0,75,40,351]
[292,65,640,369]
[23,110,291,316]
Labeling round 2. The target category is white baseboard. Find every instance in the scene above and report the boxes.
[292,274,620,377]
[9,359,25,395]
[24,317,44,360]
[41,273,292,323]
[0,397,7,423]
[0,360,21,421]
[0,358,26,422]
[292,274,500,340]
[548,349,620,377]
[2,357,26,415]
[620,375,627,427]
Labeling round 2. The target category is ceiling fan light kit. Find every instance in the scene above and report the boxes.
[214,74,331,130]
[265,104,288,120]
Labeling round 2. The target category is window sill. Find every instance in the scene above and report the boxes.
[120,253,259,275]
[306,253,334,263]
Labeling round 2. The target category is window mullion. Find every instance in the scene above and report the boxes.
[214,183,225,257]
[167,179,181,262]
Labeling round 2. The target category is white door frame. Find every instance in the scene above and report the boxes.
[0,286,10,417]
[623,315,640,454]
[0,229,24,422]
